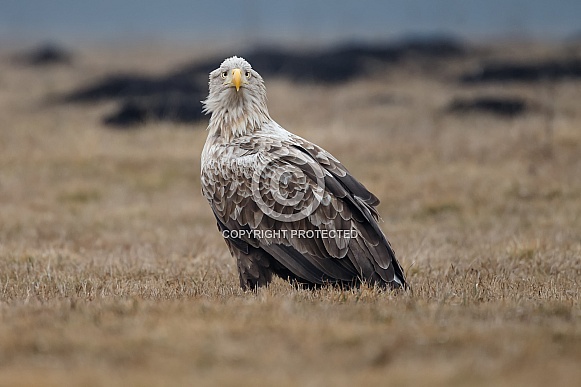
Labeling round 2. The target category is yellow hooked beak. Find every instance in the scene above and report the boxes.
[231,68,242,92]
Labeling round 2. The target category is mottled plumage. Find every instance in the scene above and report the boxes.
[201,56,407,290]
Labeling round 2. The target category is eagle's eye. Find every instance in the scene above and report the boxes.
[221,71,228,79]
[245,71,251,79]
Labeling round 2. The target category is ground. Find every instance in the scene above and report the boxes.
[0,42,580,386]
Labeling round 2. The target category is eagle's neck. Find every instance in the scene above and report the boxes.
[205,90,271,142]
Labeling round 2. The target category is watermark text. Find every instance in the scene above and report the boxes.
[222,229,358,240]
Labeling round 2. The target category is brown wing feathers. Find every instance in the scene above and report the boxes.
[207,139,406,289]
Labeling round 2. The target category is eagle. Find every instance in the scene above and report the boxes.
[201,56,407,290]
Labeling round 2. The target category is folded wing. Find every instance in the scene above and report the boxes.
[201,133,407,289]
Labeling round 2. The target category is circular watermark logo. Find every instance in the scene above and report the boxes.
[251,152,326,222]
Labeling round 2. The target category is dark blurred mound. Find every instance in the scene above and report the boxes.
[60,36,466,128]
[176,35,466,84]
[15,43,73,66]
[461,58,581,83]
[63,75,202,102]
[447,96,528,117]
[103,97,206,126]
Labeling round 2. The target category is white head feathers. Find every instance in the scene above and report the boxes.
[203,56,271,141]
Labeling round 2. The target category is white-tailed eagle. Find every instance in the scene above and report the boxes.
[201,56,407,290]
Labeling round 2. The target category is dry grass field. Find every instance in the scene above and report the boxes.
[1,42,580,386]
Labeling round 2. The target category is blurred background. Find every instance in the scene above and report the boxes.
[2,0,581,45]
[2,0,581,127]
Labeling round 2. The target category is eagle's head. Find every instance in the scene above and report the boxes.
[211,56,256,93]
[203,57,270,140]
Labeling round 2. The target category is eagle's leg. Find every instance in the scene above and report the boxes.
[237,247,275,290]
[225,242,275,290]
